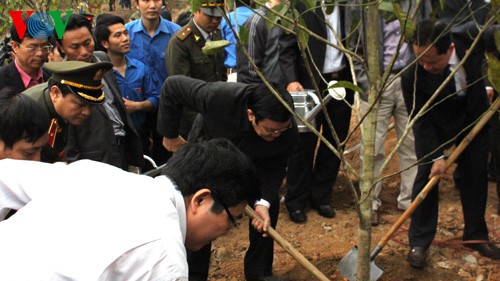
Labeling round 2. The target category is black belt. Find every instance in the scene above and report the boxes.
[324,71,341,80]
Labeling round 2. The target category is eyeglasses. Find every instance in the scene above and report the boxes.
[15,42,53,54]
[220,200,238,228]
[257,121,292,136]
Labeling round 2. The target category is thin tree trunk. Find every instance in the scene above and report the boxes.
[357,1,382,280]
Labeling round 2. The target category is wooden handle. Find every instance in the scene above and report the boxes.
[377,97,500,249]
[244,206,330,281]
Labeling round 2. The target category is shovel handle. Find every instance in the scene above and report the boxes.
[373,97,500,256]
[244,206,330,281]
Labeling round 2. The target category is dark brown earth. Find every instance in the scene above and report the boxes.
[105,6,500,281]
[208,115,500,281]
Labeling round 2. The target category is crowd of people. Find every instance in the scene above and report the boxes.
[0,0,499,280]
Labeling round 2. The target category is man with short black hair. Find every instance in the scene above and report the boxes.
[0,87,50,161]
[402,20,500,268]
[0,138,260,280]
[95,14,159,165]
[0,20,51,92]
[158,75,297,281]
[126,0,181,167]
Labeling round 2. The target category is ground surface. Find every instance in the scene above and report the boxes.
[208,118,500,281]
[106,6,500,280]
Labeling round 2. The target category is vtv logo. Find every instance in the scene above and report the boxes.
[8,10,73,40]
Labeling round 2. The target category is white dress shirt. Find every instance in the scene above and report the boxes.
[0,159,188,281]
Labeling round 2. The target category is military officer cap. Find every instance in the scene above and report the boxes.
[45,61,113,104]
[200,0,224,17]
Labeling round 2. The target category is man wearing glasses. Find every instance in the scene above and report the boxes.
[0,21,51,92]
[0,139,261,280]
[158,75,298,281]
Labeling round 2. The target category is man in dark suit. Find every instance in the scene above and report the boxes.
[54,14,144,171]
[0,22,51,92]
[280,0,353,223]
[402,20,500,268]
[158,75,298,281]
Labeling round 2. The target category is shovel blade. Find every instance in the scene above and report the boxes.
[338,247,383,281]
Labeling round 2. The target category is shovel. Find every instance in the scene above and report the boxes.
[339,97,500,281]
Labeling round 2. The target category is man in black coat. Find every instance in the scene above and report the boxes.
[0,22,51,92]
[402,20,500,268]
[279,0,353,223]
[158,75,298,281]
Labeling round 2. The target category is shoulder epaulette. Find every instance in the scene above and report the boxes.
[177,26,192,41]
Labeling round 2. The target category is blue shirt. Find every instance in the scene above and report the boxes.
[125,18,181,95]
[220,7,254,69]
[113,57,159,129]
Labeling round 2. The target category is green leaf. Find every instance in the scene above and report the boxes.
[253,0,267,7]
[239,25,249,45]
[378,1,394,13]
[202,40,232,55]
[327,81,364,94]
[226,0,235,11]
[190,0,202,13]
[486,53,500,93]
[296,13,309,51]
[325,0,334,15]
[392,3,415,40]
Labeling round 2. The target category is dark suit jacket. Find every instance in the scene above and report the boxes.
[0,62,50,93]
[402,22,498,161]
[65,53,144,170]
[158,75,298,201]
[280,1,351,91]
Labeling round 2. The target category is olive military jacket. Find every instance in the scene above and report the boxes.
[165,18,226,82]
[22,83,68,163]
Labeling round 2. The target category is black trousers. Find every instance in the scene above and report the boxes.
[187,194,281,280]
[409,129,489,249]
[285,82,353,212]
[490,108,500,201]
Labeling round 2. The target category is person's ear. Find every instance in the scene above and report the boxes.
[101,40,110,50]
[11,41,19,54]
[247,109,253,122]
[188,188,212,215]
[49,85,62,104]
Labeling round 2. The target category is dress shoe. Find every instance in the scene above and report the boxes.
[407,247,426,268]
[246,274,284,281]
[370,210,379,226]
[289,210,307,224]
[466,243,500,259]
[317,205,336,218]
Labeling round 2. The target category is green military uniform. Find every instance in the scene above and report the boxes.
[166,18,227,82]
[21,61,112,163]
[23,83,68,163]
